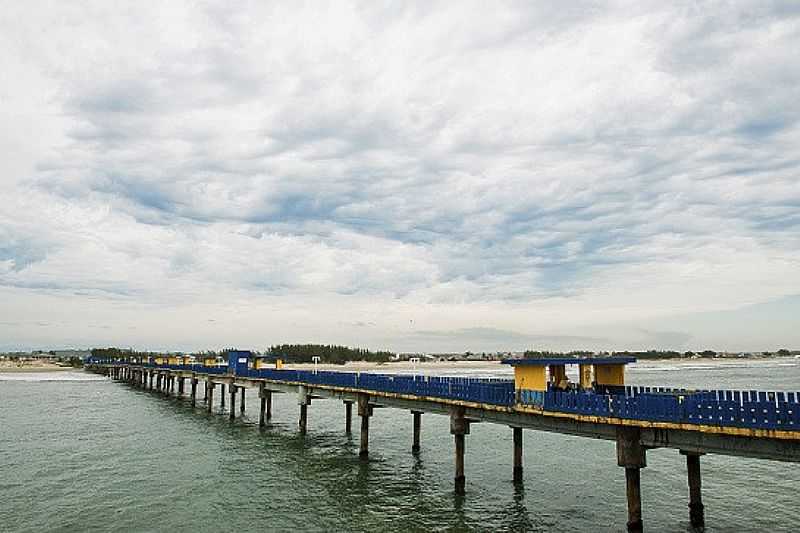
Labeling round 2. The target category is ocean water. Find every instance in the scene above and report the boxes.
[1,359,799,532]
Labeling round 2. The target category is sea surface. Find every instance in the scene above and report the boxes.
[1,359,799,532]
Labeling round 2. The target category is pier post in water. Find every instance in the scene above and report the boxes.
[240,387,245,414]
[298,386,310,434]
[229,384,236,420]
[344,401,353,434]
[412,411,422,453]
[513,426,523,483]
[220,383,226,409]
[357,394,372,458]
[450,407,470,495]
[206,381,215,412]
[616,426,646,533]
[681,451,705,530]
[178,377,184,396]
[266,390,272,421]
[259,384,267,427]
[190,377,198,407]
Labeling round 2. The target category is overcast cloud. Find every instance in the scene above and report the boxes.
[1,1,799,352]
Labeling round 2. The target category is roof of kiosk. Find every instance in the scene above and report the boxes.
[501,356,636,366]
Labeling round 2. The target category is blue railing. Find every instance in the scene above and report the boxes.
[93,361,800,430]
[537,388,800,431]
[131,363,516,406]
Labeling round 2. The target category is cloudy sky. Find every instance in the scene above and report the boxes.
[1,1,799,353]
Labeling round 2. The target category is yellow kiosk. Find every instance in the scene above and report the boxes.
[502,356,636,403]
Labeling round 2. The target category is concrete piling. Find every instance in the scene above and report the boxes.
[450,407,469,495]
[259,384,267,427]
[345,401,353,434]
[412,411,422,453]
[682,451,705,530]
[297,386,309,434]
[229,385,236,420]
[206,382,214,412]
[357,394,372,458]
[625,467,643,533]
[266,390,272,421]
[299,404,308,434]
[513,427,523,483]
[616,427,646,533]
[240,388,245,414]
[220,384,226,409]
[190,377,198,407]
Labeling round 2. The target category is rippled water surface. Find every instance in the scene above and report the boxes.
[1,359,799,532]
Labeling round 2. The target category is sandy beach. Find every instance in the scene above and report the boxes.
[0,362,77,373]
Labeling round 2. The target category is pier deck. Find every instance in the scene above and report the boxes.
[87,354,800,533]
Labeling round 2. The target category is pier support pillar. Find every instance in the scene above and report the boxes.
[220,384,226,409]
[513,426,523,483]
[299,404,308,434]
[357,394,372,458]
[266,390,272,420]
[681,451,705,530]
[178,377,184,396]
[412,411,422,454]
[259,384,267,427]
[229,385,236,420]
[190,377,198,407]
[344,401,353,434]
[450,407,469,495]
[240,387,246,414]
[297,386,310,434]
[616,427,646,533]
[206,382,215,412]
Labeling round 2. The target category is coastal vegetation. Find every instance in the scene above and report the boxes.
[267,344,394,364]
[523,349,800,360]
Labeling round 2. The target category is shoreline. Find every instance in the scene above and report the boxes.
[0,365,81,373]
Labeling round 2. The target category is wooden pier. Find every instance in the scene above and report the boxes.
[88,352,800,532]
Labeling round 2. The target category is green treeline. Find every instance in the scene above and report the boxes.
[523,349,698,360]
[268,344,394,364]
[524,350,594,358]
[89,345,394,364]
[91,347,160,359]
[524,349,799,360]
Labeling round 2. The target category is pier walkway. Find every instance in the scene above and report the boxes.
[87,353,800,533]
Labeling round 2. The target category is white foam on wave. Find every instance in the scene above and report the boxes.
[0,371,107,382]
